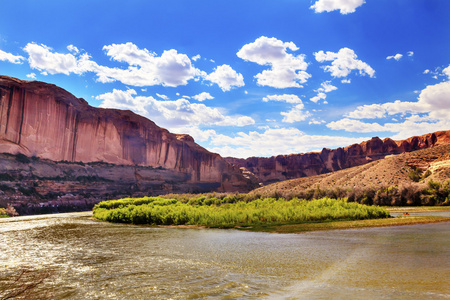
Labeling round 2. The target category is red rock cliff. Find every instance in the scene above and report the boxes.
[225,131,450,185]
[0,75,252,190]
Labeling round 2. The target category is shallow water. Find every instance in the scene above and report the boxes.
[0,212,449,299]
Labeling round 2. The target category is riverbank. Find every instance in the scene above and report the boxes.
[235,215,450,233]
[384,206,450,212]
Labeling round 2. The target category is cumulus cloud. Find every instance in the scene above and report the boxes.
[96,89,254,131]
[156,93,168,100]
[310,92,327,103]
[281,105,311,123]
[314,47,375,78]
[192,92,214,101]
[407,51,414,57]
[329,64,450,137]
[191,54,201,61]
[443,65,450,79]
[205,64,245,91]
[26,73,36,79]
[310,0,365,14]
[23,43,92,75]
[327,118,386,132]
[386,53,403,61]
[237,36,310,88]
[206,127,369,158]
[0,49,24,64]
[327,116,450,140]
[100,43,199,87]
[310,81,337,103]
[262,94,303,104]
[22,42,202,87]
[67,45,79,54]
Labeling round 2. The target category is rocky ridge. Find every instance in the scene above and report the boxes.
[225,130,450,185]
[0,75,257,213]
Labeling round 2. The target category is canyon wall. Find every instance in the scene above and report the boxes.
[225,131,450,185]
[0,75,254,193]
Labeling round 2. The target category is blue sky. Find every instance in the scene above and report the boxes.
[1,0,449,158]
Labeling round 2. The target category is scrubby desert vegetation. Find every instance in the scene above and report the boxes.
[248,144,450,206]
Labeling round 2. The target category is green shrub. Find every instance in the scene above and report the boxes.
[93,197,390,227]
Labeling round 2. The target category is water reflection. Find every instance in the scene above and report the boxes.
[0,213,449,299]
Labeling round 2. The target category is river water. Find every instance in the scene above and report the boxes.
[1,212,449,299]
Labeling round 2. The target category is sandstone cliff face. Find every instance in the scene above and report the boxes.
[225,131,450,185]
[0,75,253,191]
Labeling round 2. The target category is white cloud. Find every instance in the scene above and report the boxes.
[386,53,403,61]
[192,54,201,61]
[205,64,244,91]
[156,93,168,100]
[418,80,450,118]
[327,116,450,140]
[341,78,351,84]
[314,47,375,78]
[310,0,365,14]
[237,36,310,88]
[67,45,79,54]
[407,51,414,57]
[262,94,303,104]
[319,81,338,93]
[443,65,450,79]
[0,49,24,64]
[345,103,387,119]
[100,43,199,87]
[23,42,202,87]
[309,119,326,125]
[330,65,450,137]
[26,73,36,79]
[193,92,214,101]
[206,127,369,158]
[423,69,430,74]
[96,89,254,131]
[327,118,386,132]
[310,92,327,103]
[23,43,91,75]
[281,105,311,123]
[310,81,337,103]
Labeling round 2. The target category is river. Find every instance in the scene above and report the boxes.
[1,212,449,299]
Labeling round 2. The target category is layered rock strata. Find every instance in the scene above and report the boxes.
[225,131,450,185]
[0,75,256,198]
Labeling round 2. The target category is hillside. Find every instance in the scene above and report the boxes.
[226,131,450,185]
[249,144,450,205]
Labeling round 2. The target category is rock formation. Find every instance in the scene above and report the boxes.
[225,131,450,185]
[0,75,256,198]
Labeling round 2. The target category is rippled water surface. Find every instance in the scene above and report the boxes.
[1,212,449,299]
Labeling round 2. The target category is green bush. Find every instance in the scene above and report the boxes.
[93,197,390,227]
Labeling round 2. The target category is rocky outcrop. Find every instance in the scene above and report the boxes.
[0,75,256,194]
[225,131,450,185]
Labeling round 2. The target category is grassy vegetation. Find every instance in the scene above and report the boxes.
[237,216,450,234]
[93,196,390,228]
[248,179,450,206]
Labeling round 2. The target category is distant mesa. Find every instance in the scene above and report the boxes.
[225,131,450,185]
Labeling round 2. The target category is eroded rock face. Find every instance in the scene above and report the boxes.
[0,75,254,192]
[225,131,450,185]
